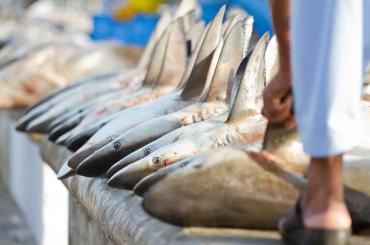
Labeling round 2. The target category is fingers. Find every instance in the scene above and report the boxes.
[262,71,295,128]
[262,95,292,123]
[262,94,294,125]
[284,116,296,129]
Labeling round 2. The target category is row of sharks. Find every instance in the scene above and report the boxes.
[13,0,370,232]
[0,8,142,109]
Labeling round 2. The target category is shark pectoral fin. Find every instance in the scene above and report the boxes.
[57,162,75,179]
[48,119,80,142]
[66,126,100,151]
[26,116,55,133]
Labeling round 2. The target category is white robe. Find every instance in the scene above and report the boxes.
[291,0,370,157]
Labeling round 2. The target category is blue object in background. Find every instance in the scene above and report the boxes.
[90,14,114,41]
[199,0,272,36]
[233,0,272,36]
[90,0,272,47]
[90,13,159,47]
[199,0,230,23]
[113,14,159,47]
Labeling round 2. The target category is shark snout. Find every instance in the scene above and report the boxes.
[108,157,153,189]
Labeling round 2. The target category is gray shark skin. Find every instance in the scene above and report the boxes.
[48,109,91,141]
[142,131,370,231]
[141,103,370,231]
[46,99,98,136]
[105,36,271,178]
[0,40,9,50]
[186,21,206,54]
[105,119,222,178]
[15,8,174,133]
[45,86,138,134]
[57,88,150,147]
[76,15,252,177]
[55,8,200,151]
[53,1,200,146]
[46,89,129,139]
[142,147,300,230]
[24,71,144,133]
[107,33,270,189]
[15,72,119,131]
[56,162,75,179]
[51,0,199,145]
[133,156,198,196]
[108,35,279,183]
[67,7,226,172]
[48,26,170,141]
[21,72,118,115]
[65,122,109,151]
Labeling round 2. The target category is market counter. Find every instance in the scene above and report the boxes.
[39,138,370,245]
[40,138,284,245]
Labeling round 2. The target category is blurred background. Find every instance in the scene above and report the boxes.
[1,0,272,47]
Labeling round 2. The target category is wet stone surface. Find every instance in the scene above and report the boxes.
[0,184,36,245]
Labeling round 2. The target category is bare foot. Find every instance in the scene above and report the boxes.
[279,155,352,232]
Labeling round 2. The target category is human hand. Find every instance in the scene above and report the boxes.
[262,71,296,128]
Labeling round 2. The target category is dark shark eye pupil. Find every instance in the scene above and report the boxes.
[144,148,151,156]
[113,141,121,150]
[152,157,161,164]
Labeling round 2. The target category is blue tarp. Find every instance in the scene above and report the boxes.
[90,0,273,47]
[200,0,272,35]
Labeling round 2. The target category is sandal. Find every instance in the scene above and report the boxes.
[280,200,351,245]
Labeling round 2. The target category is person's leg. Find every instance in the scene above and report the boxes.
[290,0,363,229]
[303,156,349,229]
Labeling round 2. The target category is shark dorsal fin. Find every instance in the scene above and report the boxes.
[174,0,198,32]
[221,18,233,37]
[180,6,225,101]
[174,0,198,19]
[227,32,270,122]
[186,20,206,54]
[242,17,254,57]
[176,21,209,90]
[265,35,279,85]
[136,11,172,70]
[154,19,188,88]
[141,24,172,87]
[227,6,250,20]
[204,17,254,103]
[222,13,246,37]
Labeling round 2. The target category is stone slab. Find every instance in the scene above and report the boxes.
[39,138,370,245]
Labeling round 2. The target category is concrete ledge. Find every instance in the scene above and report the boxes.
[39,138,370,245]
[40,138,289,245]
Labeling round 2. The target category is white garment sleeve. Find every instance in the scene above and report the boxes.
[291,0,363,157]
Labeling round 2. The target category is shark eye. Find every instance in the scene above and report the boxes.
[152,157,162,165]
[144,148,151,156]
[113,141,121,150]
